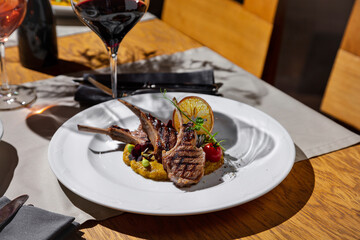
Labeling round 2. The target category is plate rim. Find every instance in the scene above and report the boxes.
[48,93,295,215]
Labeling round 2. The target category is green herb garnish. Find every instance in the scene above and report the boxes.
[161,89,225,151]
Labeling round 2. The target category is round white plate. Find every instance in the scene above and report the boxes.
[0,120,3,140]
[48,93,295,215]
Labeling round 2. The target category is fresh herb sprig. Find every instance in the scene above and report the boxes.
[161,89,225,151]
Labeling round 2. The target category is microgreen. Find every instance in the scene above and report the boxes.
[161,89,225,151]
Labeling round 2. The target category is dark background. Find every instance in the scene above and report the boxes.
[148,0,355,110]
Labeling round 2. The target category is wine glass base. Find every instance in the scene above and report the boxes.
[0,85,37,110]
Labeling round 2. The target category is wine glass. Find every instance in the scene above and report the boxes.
[71,0,150,99]
[0,0,36,110]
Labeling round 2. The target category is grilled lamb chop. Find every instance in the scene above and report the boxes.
[162,108,205,187]
[118,99,177,161]
[78,100,177,161]
[77,124,149,145]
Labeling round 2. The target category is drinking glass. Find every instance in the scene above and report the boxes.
[71,0,150,98]
[0,0,36,110]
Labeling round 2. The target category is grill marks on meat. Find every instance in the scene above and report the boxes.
[78,99,206,187]
[118,99,177,161]
[162,109,205,187]
[147,113,177,154]
[77,124,148,145]
[111,125,148,145]
[158,120,177,151]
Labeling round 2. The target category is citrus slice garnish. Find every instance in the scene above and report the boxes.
[172,96,214,135]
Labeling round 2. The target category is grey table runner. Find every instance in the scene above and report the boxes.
[1,47,359,224]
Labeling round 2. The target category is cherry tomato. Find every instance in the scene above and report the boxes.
[203,143,222,162]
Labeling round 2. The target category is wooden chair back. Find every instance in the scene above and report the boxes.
[320,0,360,130]
[161,0,282,83]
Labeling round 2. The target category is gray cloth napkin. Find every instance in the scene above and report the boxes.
[74,69,217,105]
[0,196,79,240]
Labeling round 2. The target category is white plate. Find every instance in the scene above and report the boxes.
[0,120,3,140]
[48,93,295,215]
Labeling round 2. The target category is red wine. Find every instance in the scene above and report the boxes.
[0,0,26,42]
[74,0,147,53]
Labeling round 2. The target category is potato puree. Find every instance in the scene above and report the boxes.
[123,144,223,181]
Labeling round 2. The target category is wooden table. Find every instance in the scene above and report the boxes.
[5,19,360,239]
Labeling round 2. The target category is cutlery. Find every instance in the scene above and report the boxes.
[0,194,29,229]
[87,76,112,96]
[85,76,222,96]
[123,86,221,96]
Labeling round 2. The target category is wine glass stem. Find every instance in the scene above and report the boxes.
[0,42,10,92]
[110,53,118,99]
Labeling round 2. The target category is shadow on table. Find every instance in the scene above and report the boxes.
[30,59,92,77]
[82,160,315,239]
[0,141,18,196]
[26,105,84,140]
[59,183,123,221]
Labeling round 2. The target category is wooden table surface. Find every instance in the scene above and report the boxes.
[5,18,360,239]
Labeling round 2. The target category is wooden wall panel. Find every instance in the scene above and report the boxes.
[162,0,274,78]
[243,0,279,23]
[341,0,360,56]
[321,50,360,130]
[321,0,360,130]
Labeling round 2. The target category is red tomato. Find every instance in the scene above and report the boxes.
[203,143,222,162]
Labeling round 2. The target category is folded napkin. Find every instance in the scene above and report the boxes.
[0,196,79,240]
[74,69,217,106]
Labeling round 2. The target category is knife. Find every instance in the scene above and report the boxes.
[77,70,216,87]
[123,86,221,96]
[86,76,222,96]
[0,194,29,229]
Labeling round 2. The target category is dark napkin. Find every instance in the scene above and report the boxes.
[0,196,79,240]
[74,69,218,106]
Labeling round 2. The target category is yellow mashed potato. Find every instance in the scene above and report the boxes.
[130,160,169,181]
[204,155,224,175]
[123,144,223,181]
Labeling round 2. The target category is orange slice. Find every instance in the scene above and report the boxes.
[172,96,214,135]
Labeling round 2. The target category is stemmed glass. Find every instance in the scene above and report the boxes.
[0,0,36,110]
[71,0,150,99]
